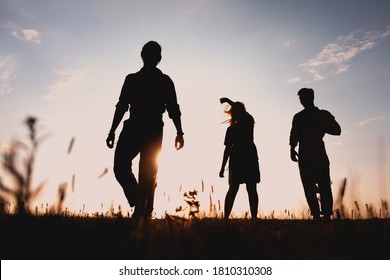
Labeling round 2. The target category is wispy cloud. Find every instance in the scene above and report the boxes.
[44,69,86,102]
[281,39,295,50]
[11,28,42,44]
[0,55,15,96]
[175,0,209,22]
[286,76,302,84]
[288,26,390,83]
[358,115,390,126]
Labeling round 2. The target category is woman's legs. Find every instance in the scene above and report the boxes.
[246,183,258,219]
[224,184,239,219]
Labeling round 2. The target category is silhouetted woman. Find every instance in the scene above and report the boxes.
[219,97,260,219]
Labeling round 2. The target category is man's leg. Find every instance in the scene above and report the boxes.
[318,164,333,219]
[299,161,321,219]
[113,129,140,207]
[137,130,163,218]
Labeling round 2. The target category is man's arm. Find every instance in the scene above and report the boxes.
[289,116,299,162]
[317,110,341,136]
[165,76,184,150]
[106,102,128,149]
[172,115,184,150]
[290,145,299,162]
[327,116,341,136]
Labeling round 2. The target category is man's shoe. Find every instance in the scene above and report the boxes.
[312,215,321,222]
[322,215,331,221]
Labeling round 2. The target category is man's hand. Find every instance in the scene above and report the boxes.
[219,168,225,178]
[175,134,184,150]
[106,133,115,149]
[290,148,299,162]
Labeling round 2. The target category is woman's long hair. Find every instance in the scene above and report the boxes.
[223,102,254,127]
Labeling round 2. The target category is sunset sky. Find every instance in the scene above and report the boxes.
[1,0,389,218]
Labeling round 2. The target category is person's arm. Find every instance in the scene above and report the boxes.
[165,76,184,150]
[290,145,299,162]
[289,116,299,162]
[219,127,232,178]
[106,103,127,149]
[219,146,230,178]
[326,114,341,136]
[315,110,341,136]
[172,115,184,150]
[106,76,130,149]
[220,97,235,106]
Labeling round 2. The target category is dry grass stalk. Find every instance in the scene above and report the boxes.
[0,116,47,214]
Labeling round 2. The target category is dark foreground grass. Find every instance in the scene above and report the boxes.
[1,215,389,260]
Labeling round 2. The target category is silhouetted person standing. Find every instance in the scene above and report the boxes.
[106,41,184,219]
[289,88,341,221]
[219,97,260,219]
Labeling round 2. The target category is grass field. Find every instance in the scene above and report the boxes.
[1,117,389,261]
[1,214,389,260]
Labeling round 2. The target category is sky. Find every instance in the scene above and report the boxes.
[0,0,389,218]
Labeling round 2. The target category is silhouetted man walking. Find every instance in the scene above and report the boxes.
[106,41,184,219]
[289,88,341,221]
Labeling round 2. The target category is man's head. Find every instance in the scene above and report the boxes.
[297,88,315,109]
[141,41,162,67]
